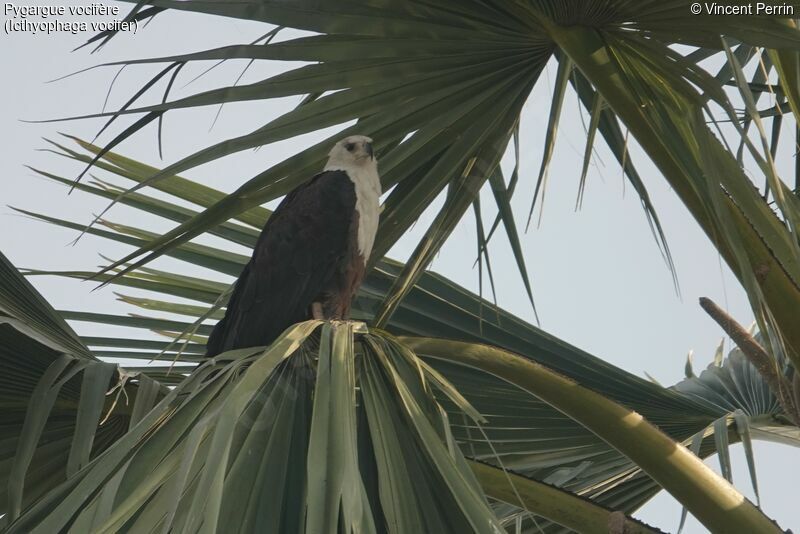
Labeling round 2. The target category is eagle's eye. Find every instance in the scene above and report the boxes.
[345,142,356,152]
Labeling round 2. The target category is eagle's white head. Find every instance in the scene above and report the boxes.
[324,135,376,171]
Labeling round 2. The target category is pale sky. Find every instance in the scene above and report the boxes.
[1,3,797,532]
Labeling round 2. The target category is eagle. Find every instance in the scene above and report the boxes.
[205,135,381,356]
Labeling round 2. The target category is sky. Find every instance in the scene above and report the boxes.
[1,3,797,532]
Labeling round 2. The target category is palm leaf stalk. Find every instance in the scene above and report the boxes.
[699,296,800,425]
[404,336,780,533]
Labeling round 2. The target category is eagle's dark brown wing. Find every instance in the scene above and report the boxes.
[205,170,357,356]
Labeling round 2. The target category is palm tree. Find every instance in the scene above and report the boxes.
[2,1,800,532]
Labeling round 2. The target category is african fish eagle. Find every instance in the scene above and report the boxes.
[205,136,381,357]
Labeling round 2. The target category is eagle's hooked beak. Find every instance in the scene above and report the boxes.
[365,142,374,160]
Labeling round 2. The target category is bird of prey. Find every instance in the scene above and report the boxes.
[205,136,381,356]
